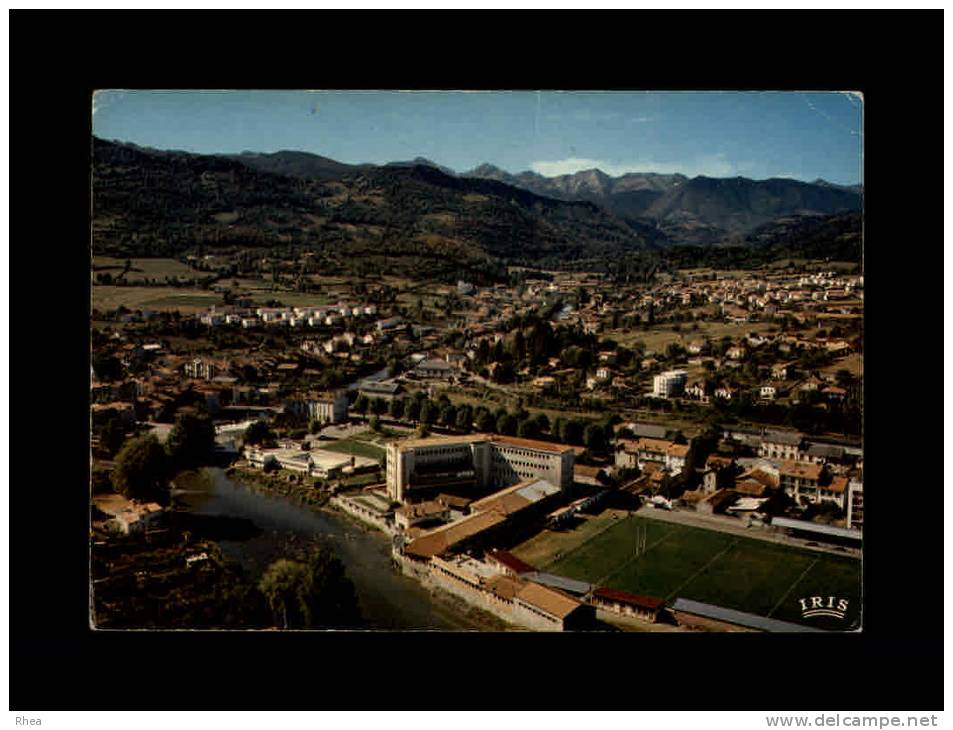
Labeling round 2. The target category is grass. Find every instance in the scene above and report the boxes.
[315,438,386,461]
[607,320,777,355]
[92,257,194,282]
[512,514,862,629]
[91,286,223,313]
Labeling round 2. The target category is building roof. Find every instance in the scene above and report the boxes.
[469,479,560,515]
[778,460,823,480]
[734,479,768,497]
[485,574,523,601]
[573,464,603,479]
[395,500,448,520]
[521,572,592,596]
[763,430,804,446]
[671,598,826,633]
[592,587,664,612]
[825,476,850,494]
[805,443,846,459]
[516,581,582,620]
[394,432,572,455]
[705,454,735,470]
[486,549,535,575]
[404,510,506,559]
[436,493,471,509]
[626,422,669,440]
[739,468,779,489]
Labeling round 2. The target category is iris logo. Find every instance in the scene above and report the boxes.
[799,596,849,620]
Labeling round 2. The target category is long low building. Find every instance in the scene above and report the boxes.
[386,433,575,503]
[671,598,826,633]
[428,554,594,631]
[401,478,563,562]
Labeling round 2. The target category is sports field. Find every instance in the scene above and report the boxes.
[511,514,861,630]
[315,438,386,462]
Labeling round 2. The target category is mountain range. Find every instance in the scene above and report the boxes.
[224,147,862,244]
[92,137,862,267]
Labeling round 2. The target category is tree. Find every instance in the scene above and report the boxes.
[258,559,312,629]
[244,419,274,446]
[405,398,421,423]
[562,419,584,446]
[420,399,438,425]
[516,417,539,439]
[98,417,127,458]
[353,394,369,415]
[496,413,517,436]
[308,419,322,435]
[534,412,550,434]
[371,397,388,416]
[475,410,495,432]
[388,397,405,420]
[92,354,123,382]
[438,403,457,427]
[369,415,381,432]
[166,412,216,469]
[455,405,473,432]
[583,423,606,451]
[110,434,171,504]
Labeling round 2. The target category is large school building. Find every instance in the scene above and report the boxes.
[385,433,575,503]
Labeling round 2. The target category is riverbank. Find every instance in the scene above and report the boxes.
[226,463,331,510]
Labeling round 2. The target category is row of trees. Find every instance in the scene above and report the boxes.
[353,390,616,451]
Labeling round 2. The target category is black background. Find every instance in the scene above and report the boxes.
[9,9,944,711]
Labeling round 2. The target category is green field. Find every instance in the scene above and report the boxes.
[315,438,386,462]
[513,514,861,630]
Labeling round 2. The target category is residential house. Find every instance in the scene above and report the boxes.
[778,460,824,504]
[759,431,804,461]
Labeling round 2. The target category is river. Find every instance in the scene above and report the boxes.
[175,467,479,630]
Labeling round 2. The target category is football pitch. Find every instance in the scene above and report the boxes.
[512,514,861,629]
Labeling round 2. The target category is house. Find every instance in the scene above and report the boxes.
[701,455,735,494]
[415,358,454,380]
[771,362,796,380]
[714,385,736,401]
[685,381,711,403]
[616,438,689,475]
[803,442,846,465]
[821,385,847,402]
[759,430,804,461]
[817,475,849,510]
[687,340,711,355]
[778,460,824,504]
[759,381,788,401]
[726,346,746,360]
[284,391,349,424]
[697,488,738,515]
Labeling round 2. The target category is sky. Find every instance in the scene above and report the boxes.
[92,90,863,185]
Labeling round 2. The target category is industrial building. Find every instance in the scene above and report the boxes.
[385,433,574,503]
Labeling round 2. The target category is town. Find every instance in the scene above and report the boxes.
[91,253,863,632]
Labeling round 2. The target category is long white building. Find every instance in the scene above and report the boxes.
[386,433,574,503]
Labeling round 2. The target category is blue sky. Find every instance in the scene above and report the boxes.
[92,90,863,185]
